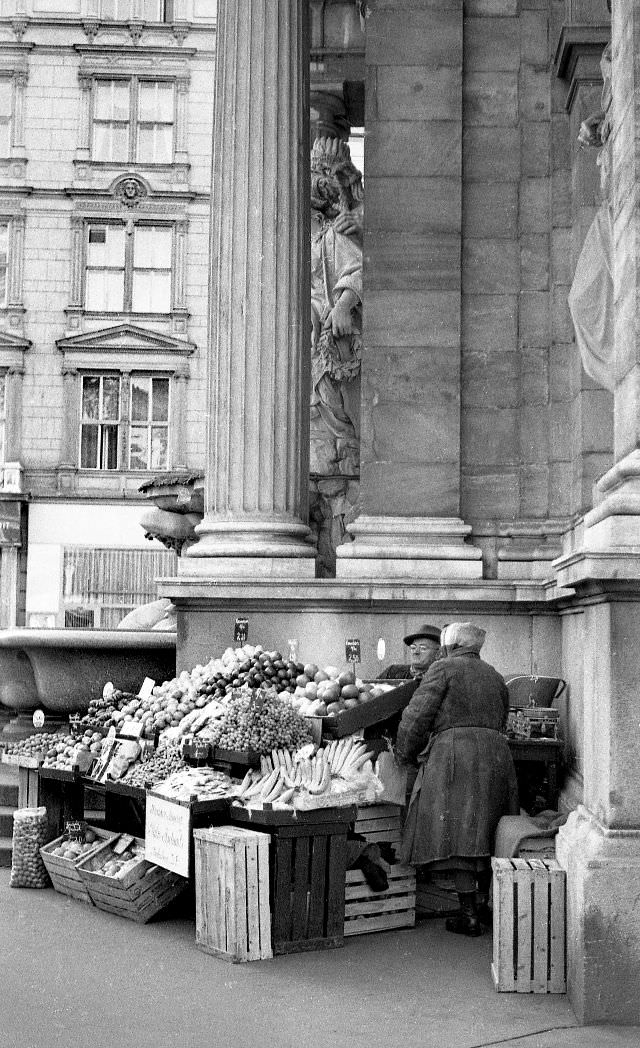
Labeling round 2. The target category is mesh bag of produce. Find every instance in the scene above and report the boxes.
[10,807,51,889]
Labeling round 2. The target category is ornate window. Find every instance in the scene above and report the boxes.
[85,221,173,315]
[0,211,26,329]
[99,0,175,21]
[0,61,27,178]
[79,370,170,471]
[0,371,6,465]
[92,79,175,165]
[0,80,11,159]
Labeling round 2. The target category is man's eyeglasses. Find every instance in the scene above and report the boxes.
[409,642,437,653]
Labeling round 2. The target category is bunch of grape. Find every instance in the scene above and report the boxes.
[209,691,312,754]
[123,745,186,788]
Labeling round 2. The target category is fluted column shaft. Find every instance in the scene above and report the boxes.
[186,0,314,567]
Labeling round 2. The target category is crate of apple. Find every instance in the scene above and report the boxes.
[290,664,392,718]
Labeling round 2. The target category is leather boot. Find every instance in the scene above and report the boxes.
[445,891,483,936]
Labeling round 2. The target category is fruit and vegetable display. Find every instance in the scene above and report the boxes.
[122,745,186,788]
[207,689,312,754]
[235,737,379,810]
[81,836,146,879]
[152,767,232,802]
[10,807,50,889]
[46,827,103,862]
[1,732,70,762]
[42,735,101,772]
[286,665,396,718]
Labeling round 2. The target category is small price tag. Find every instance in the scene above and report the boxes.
[377,638,386,662]
[234,617,249,643]
[69,713,82,736]
[102,681,114,701]
[65,819,86,843]
[345,638,361,664]
[192,738,210,760]
[32,710,45,729]
[119,719,145,740]
[138,677,155,700]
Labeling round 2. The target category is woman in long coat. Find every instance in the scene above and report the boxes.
[396,622,518,936]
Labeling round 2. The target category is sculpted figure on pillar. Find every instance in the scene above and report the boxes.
[309,135,363,575]
[568,4,615,391]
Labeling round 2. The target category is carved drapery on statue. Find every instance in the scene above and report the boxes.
[308,135,363,575]
[568,41,615,392]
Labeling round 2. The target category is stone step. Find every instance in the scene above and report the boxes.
[0,837,12,868]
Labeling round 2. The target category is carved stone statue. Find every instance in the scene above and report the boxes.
[308,136,363,574]
[568,27,615,392]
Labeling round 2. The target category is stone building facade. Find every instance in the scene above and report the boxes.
[0,0,215,628]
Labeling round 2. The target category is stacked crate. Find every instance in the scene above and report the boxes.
[492,857,566,993]
[345,804,416,936]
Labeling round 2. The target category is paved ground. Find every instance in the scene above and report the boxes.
[1,871,639,1048]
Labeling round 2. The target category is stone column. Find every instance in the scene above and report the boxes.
[336,0,481,579]
[553,0,640,1023]
[183,0,315,577]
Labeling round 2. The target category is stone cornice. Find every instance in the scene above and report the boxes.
[553,24,610,110]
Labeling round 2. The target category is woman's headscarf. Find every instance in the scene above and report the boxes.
[440,622,486,653]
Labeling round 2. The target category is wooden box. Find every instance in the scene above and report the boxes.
[231,804,355,954]
[76,835,187,923]
[492,858,566,994]
[322,679,419,738]
[354,803,403,850]
[40,826,118,904]
[193,825,272,963]
[345,862,416,936]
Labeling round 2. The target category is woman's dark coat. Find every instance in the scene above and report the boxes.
[396,647,519,866]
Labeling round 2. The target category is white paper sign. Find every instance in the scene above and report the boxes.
[145,794,191,878]
[138,677,155,700]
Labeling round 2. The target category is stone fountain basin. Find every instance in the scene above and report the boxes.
[0,629,176,715]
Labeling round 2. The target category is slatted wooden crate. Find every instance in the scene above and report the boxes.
[193,825,272,963]
[492,857,566,994]
[354,803,403,850]
[40,826,118,904]
[231,804,354,954]
[345,861,416,936]
[76,835,187,923]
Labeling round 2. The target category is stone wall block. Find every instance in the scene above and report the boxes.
[521,121,551,177]
[462,350,519,407]
[366,9,462,66]
[520,405,550,462]
[579,390,617,453]
[366,120,461,177]
[551,228,573,286]
[462,407,519,466]
[520,9,549,65]
[464,0,517,13]
[549,343,576,402]
[520,66,551,123]
[365,232,460,291]
[461,471,520,518]
[551,113,572,172]
[463,17,521,70]
[376,65,461,121]
[519,177,551,232]
[521,234,550,290]
[548,462,573,515]
[463,72,518,126]
[463,182,518,237]
[521,345,550,403]
[519,290,551,347]
[463,126,520,180]
[613,367,640,460]
[463,238,520,294]
[549,402,574,462]
[520,464,550,517]
[366,177,461,233]
[462,293,518,354]
[552,285,575,343]
[552,169,573,227]
[360,462,460,517]
[365,290,461,347]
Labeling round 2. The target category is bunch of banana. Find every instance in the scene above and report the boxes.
[236,765,294,805]
[324,737,374,779]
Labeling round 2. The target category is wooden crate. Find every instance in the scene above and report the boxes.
[40,826,118,904]
[354,803,403,850]
[345,861,416,936]
[492,858,566,994]
[76,835,187,923]
[193,825,272,963]
[231,804,355,954]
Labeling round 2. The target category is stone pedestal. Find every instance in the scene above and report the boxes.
[336,517,482,579]
[183,0,315,577]
[554,585,640,1024]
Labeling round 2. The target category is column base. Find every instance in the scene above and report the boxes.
[335,516,482,580]
[183,515,316,574]
[556,807,640,1024]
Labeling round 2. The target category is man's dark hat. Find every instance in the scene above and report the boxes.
[403,623,442,647]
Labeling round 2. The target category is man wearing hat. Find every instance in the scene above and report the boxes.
[379,623,442,681]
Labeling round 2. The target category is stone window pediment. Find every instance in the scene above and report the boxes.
[56,322,194,373]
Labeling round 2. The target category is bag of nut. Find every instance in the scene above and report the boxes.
[10,807,51,889]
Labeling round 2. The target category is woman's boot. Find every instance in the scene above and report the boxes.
[445,891,483,936]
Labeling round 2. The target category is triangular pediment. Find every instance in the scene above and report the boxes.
[0,330,31,350]
[56,324,195,356]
